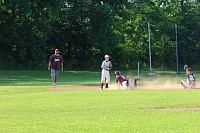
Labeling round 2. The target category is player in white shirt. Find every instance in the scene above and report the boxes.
[100,55,112,90]
[181,67,196,89]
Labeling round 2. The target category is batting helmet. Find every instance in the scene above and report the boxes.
[114,71,121,75]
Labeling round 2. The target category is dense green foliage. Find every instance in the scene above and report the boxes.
[0,0,200,70]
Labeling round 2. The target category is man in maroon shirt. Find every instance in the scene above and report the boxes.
[114,71,139,90]
[48,49,64,86]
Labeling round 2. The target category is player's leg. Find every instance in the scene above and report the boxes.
[54,70,59,86]
[105,71,110,88]
[134,77,137,87]
[122,81,128,89]
[134,76,140,87]
[51,69,56,86]
[101,70,106,90]
[100,82,104,90]
[117,81,121,90]
[126,77,139,89]
[129,83,137,89]
[180,80,191,89]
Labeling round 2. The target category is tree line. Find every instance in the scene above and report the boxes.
[0,0,200,70]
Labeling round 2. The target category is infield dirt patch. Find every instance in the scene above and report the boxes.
[49,83,199,91]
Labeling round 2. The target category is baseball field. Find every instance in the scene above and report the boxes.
[1,70,200,133]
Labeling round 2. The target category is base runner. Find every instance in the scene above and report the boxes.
[181,67,196,89]
[114,71,139,90]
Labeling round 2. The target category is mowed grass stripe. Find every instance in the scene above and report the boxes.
[1,90,200,132]
[1,71,200,132]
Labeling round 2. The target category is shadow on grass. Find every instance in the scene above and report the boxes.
[0,71,101,87]
[0,70,192,87]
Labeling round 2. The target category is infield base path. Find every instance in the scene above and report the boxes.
[49,84,200,91]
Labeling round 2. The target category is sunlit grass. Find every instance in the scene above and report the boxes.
[0,70,200,132]
[1,90,200,132]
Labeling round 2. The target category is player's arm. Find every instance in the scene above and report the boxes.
[189,77,195,86]
[189,75,195,85]
[116,76,121,89]
[101,61,104,69]
[48,55,53,71]
[184,64,188,70]
[117,81,121,89]
[109,62,112,70]
[191,80,195,86]
[48,62,51,71]
[117,76,123,85]
[61,62,64,71]
[61,57,64,71]
[184,65,188,74]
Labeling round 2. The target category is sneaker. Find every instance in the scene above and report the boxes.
[100,83,104,90]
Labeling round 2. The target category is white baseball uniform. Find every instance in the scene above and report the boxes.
[101,60,112,83]
[122,81,137,90]
[181,74,196,89]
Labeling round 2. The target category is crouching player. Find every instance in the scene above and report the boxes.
[181,67,196,89]
[114,71,139,90]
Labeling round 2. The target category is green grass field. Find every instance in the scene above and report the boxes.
[1,70,200,133]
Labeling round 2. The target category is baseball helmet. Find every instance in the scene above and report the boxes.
[114,71,121,75]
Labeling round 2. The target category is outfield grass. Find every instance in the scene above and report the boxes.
[0,70,200,133]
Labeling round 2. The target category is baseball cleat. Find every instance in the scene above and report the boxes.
[105,83,109,89]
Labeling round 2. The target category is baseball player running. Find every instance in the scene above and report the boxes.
[114,71,139,90]
[100,55,112,90]
[181,66,196,89]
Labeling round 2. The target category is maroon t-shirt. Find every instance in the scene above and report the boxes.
[49,54,64,70]
[116,75,129,85]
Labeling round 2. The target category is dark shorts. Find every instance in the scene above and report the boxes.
[51,69,59,77]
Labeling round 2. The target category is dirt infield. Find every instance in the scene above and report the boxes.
[49,84,199,91]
